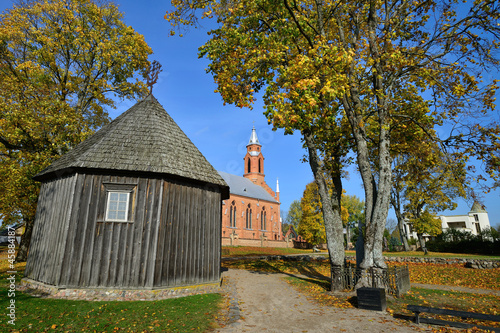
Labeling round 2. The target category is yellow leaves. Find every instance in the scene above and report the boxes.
[0,0,152,225]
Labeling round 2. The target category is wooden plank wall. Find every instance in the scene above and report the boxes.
[153,182,221,287]
[26,172,222,289]
[25,174,77,285]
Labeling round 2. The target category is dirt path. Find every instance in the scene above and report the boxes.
[217,269,430,333]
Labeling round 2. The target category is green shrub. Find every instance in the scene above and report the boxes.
[388,237,401,251]
[426,229,500,255]
[408,237,418,246]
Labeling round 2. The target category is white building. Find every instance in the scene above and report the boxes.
[404,202,491,240]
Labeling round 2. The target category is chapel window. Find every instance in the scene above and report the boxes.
[260,207,267,230]
[246,204,252,229]
[230,201,237,228]
[103,183,136,222]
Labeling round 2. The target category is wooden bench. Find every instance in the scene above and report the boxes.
[407,305,500,332]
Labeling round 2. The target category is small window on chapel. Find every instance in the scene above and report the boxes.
[106,192,130,221]
[103,183,136,222]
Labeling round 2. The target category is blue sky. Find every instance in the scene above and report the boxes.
[1,0,499,229]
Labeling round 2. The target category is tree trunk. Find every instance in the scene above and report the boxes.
[341,3,392,288]
[345,225,351,250]
[15,217,34,262]
[303,131,345,291]
[391,191,410,251]
[417,233,428,255]
[398,222,410,251]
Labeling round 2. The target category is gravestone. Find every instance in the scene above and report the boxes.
[357,287,387,311]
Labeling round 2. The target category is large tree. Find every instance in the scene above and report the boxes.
[298,180,350,246]
[299,182,327,245]
[167,0,500,288]
[0,0,152,261]
[285,199,302,230]
[342,194,364,249]
[402,145,468,253]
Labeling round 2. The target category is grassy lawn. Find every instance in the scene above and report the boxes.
[222,247,500,260]
[387,288,500,330]
[221,246,324,257]
[348,250,500,260]
[0,261,223,332]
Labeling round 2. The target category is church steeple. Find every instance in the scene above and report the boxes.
[248,126,261,146]
[243,127,264,183]
[243,126,277,200]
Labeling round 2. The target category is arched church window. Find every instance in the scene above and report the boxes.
[258,159,261,173]
[247,158,251,173]
[230,201,237,228]
[246,204,252,229]
[261,207,266,230]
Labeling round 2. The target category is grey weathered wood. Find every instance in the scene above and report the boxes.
[162,179,177,286]
[54,175,76,285]
[180,184,188,284]
[153,181,168,286]
[26,172,224,290]
[68,174,93,286]
[108,221,121,286]
[146,179,162,288]
[26,94,229,290]
[59,174,84,286]
[129,177,146,287]
[83,174,103,287]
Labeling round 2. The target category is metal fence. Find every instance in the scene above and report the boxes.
[342,264,410,297]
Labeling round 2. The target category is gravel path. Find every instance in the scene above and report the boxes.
[217,269,430,333]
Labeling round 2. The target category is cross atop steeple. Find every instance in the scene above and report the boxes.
[248,126,261,146]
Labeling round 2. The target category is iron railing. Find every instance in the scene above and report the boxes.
[341,264,410,297]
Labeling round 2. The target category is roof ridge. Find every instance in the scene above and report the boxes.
[34,96,228,190]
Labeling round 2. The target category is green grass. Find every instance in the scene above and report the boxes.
[0,262,222,332]
[221,246,324,257]
[387,287,500,329]
[347,250,500,260]
[221,247,500,259]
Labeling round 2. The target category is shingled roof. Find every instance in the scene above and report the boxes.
[218,171,278,203]
[34,95,229,192]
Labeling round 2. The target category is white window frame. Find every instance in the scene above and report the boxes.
[105,191,130,222]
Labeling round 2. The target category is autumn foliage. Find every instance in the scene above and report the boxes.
[166,0,500,290]
[0,0,152,260]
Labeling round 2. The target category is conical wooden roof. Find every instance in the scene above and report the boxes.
[34,95,228,191]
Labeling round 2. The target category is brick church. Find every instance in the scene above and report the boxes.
[219,127,283,246]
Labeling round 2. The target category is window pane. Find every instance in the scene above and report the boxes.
[117,211,126,220]
[106,191,129,221]
[118,201,127,211]
[109,201,117,211]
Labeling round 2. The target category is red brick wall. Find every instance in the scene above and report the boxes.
[222,194,282,242]
[222,238,291,248]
